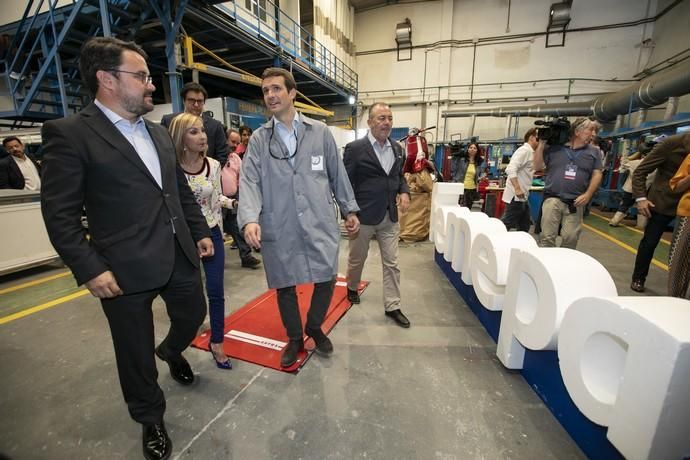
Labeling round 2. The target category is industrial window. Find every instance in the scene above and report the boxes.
[245,0,268,22]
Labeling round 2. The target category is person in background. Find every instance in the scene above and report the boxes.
[344,102,412,328]
[609,141,654,228]
[0,136,41,190]
[501,128,538,232]
[239,67,360,368]
[236,125,253,158]
[399,135,435,242]
[454,142,483,209]
[630,132,690,293]
[667,152,690,299]
[40,37,211,460]
[161,82,229,165]
[533,117,603,249]
[223,128,261,268]
[169,112,234,370]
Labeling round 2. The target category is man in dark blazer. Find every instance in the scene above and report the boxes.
[0,136,41,190]
[630,132,690,292]
[40,37,212,460]
[344,102,411,328]
[160,82,228,165]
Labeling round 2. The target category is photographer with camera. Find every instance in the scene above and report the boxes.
[533,117,603,249]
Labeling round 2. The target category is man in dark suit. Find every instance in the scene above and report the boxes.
[160,82,228,165]
[0,136,41,190]
[40,37,213,460]
[630,132,690,292]
[344,102,411,328]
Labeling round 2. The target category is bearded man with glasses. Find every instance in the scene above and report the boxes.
[40,36,212,460]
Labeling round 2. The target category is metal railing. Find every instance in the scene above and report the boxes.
[213,0,357,97]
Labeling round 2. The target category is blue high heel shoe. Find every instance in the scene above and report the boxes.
[208,341,232,370]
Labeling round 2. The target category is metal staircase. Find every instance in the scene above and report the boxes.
[0,0,153,126]
[0,0,358,127]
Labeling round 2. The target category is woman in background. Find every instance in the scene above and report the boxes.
[454,142,483,209]
[236,125,253,158]
[668,152,690,299]
[169,113,234,369]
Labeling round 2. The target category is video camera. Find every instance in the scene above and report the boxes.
[449,136,478,157]
[535,117,571,145]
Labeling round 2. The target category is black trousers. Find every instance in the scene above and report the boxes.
[501,198,532,232]
[224,209,252,262]
[277,278,335,341]
[101,240,206,424]
[632,210,675,283]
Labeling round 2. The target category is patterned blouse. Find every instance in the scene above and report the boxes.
[182,157,232,230]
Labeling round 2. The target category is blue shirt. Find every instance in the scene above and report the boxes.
[94,99,162,188]
[273,112,301,166]
[367,131,394,174]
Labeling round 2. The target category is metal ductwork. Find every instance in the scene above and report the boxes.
[442,59,690,122]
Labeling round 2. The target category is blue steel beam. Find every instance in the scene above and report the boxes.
[99,0,112,36]
[149,0,188,113]
[18,0,86,116]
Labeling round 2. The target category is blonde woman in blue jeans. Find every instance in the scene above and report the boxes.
[169,113,234,369]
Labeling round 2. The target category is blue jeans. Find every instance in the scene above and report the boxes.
[203,226,226,343]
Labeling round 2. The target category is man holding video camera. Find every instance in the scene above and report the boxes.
[533,117,603,248]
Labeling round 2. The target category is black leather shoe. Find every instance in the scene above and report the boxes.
[347,289,360,304]
[241,256,261,269]
[630,279,645,293]
[305,326,333,356]
[142,422,172,460]
[281,339,304,368]
[155,346,194,386]
[385,309,411,328]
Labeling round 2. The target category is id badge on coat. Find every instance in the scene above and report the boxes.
[311,155,324,171]
[564,163,577,180]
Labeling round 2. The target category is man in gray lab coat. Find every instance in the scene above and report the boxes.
[238,67,360,368]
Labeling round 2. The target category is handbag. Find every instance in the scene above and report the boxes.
[221,153,240,198]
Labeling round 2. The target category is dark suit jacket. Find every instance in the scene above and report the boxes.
[0,153,40,189]
[40,103,210,293]
[160,112,228,164]
[343,136,410,225]
[632,132,690,216]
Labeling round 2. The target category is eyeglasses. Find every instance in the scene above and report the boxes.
[106,69,153,85]
[185,98,205,106]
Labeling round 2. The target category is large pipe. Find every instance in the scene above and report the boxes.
[442,59,690,121]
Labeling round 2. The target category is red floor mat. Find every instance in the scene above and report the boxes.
[191,278,368,373]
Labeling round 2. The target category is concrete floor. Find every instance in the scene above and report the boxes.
[0,217,670,459]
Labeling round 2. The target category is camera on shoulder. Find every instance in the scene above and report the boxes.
[449,136,478,157]
[534,117,570,145]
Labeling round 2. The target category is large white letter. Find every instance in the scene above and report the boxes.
[470,231,537,311]
[449,211,488,273]
[458,215,505,284]
[430,182,463,243]
[496,247,617,369]
[436,206,470,257]
[558,296,690,460]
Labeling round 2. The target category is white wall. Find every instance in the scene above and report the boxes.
[353,0,690,140]
[2,0,75,24]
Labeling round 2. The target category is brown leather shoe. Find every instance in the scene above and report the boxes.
[630,280,645,293]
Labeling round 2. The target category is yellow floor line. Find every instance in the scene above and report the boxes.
[0,270,71,295]
[0,289,90,325]
[588,211,671,245]
[583,223,669,271]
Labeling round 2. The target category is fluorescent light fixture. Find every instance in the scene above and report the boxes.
[348,95,356,105]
